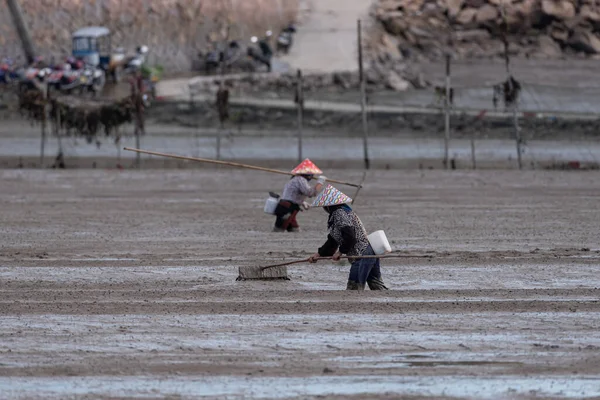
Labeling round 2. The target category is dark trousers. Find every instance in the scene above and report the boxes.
[274,200,300,231]
[348,245,388,290]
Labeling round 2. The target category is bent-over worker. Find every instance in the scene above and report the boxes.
[308,185,388,290]
[274,158,326,232]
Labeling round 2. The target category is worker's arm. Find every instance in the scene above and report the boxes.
[309,234,338,263]
[338,226,356,255]
[318,234,338,257]
[298,176,326,197]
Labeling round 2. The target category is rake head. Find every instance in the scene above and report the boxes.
[236,265,290,281]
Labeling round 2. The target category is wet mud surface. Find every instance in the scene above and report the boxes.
[1,169,600,399]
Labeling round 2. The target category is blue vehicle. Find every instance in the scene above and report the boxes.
[72,26,125,83]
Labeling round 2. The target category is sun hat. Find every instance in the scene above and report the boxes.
[291,158,323,175]
[311,184,353,207]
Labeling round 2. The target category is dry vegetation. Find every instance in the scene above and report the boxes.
[0,0,298,71]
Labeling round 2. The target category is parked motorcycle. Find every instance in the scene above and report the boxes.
[248,32,273,72]
[124,45,149,74]
[46,59,106,95]
[276,25,296,54]
[202,41,243,74]
[19,65,53,93]
[80,65,106,94]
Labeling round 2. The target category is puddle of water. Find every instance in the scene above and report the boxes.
[1,375,598,399]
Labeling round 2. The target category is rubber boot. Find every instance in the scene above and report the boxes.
[346,280,365,291]
[367,277,389,290]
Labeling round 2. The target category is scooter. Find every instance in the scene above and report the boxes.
[203,41,243,74]
[19,65,53,92]
[248,32,273,72]
[277,25,296,54]
[80,65,106,94]
[46,59,105,95]
[124,45,149,74]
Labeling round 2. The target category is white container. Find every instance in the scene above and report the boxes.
[264,196,279,215]
[367,230,392,255]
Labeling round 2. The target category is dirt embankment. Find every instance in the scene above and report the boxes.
[0,0,297,71]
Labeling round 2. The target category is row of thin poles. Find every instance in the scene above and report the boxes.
[442,47,523,170]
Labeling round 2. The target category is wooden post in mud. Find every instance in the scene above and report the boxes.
[135,125,141,168]
[504,43,522,170]
[296,69,304,162]
[443,53,451,170]
[501,7,522,170]
[56,104,63,161]
[470,135,476,170]
[132,74,144,169]
[215,26,232,161]
[40,108,46,167]
[216,51,225,160]
[358,19,370,170]
[38,79,49,167]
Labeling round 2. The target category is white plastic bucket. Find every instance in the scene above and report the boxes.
[367,230,392,255]
[264,196,279,215]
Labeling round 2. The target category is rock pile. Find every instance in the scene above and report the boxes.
[371,0,600,61]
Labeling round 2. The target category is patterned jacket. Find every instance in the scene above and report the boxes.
[281,176,319,205]
[318,207,370,257]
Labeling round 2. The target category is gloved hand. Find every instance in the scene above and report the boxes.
[301,201,310,211]
[317,175,327,185]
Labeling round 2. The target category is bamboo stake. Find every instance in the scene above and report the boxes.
[443,53,451,170]
[358,19,370,170]
[123,147,363,188]
[501,5,522,170]
[351,171,367,205]
[296,69,304,163]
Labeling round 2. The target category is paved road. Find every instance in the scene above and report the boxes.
[279,0,370,73]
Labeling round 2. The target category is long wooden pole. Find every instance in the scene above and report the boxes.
[261,253,432,270]
[123,147,363,188]
[358,19,370,170]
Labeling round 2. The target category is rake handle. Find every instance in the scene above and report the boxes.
[260,254,418,271]
[123,148,362,188]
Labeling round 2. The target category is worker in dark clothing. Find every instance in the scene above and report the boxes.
[308,185,388,291]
